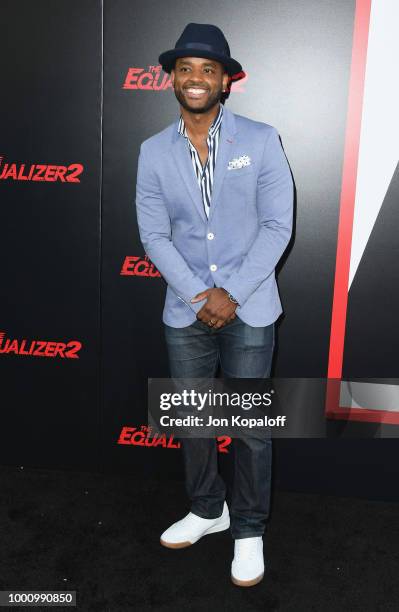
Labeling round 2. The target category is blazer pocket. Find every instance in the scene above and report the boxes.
[225,165,255,178]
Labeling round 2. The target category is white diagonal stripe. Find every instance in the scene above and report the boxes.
[349,0,399,288]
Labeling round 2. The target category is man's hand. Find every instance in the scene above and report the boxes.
[191,288,237,329]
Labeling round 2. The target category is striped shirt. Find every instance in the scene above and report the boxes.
[177,103,224,218]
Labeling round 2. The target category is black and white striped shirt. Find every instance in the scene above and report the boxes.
[177,103,224,218]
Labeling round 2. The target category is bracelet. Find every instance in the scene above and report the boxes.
[227,292,239,305]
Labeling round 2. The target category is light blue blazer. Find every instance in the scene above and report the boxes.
[135,106,293,328]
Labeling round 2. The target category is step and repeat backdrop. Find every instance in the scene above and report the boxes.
[1,0,398,499]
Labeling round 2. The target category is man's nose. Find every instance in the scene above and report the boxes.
[186,76,208,87]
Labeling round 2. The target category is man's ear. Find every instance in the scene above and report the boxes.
[222,72,230,92]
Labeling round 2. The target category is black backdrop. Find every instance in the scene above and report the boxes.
[1,0,398,500]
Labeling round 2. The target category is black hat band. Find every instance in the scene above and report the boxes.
[178,42,226,54]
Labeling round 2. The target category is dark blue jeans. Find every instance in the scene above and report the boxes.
[164,316,274,539]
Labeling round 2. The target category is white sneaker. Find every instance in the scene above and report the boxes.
[160,501,230,549]
[231,536,264,587]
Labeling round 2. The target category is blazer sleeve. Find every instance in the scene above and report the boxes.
[135,142,209,314]
[221,126,293,308]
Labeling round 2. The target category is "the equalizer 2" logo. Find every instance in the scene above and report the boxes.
[0,155,84,183]
[0,330,82,358]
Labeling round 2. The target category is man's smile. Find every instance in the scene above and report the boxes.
[183,87,209,99]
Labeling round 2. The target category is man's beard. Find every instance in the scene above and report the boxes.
[174,86,222,114]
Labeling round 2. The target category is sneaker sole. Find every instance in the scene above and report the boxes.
[160,538,193,549]
[160,517,230,548]
[231,572,264,587]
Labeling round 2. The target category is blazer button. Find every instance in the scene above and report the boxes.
[210,264,217,272]
[207,232,214,240]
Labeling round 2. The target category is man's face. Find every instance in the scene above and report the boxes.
[171,57,229,114]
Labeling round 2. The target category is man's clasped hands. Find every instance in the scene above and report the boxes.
[191,287,238,329]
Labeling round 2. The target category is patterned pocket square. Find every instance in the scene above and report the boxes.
[227,155,252,170]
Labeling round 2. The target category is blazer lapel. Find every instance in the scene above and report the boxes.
[208,107,237,223]
[170,128,207,223]
[169,107,238,224]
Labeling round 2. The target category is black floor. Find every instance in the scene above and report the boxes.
[0,465,398,611]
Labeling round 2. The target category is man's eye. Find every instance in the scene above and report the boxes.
[180,67,189,72]
[204,68,214,73]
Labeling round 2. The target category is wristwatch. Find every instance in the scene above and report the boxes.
[223,290,239,305]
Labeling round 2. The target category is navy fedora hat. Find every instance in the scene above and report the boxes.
[159,23,242,77]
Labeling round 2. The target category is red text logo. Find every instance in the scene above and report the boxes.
[0,155,83,183]
[118,425,231,452]
[121,254,161,278]
[123,65,247,93]
[0,330,82,359]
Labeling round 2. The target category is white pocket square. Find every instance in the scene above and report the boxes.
[227,155,252,170]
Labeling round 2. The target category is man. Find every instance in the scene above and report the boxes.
[135,23,293,587]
